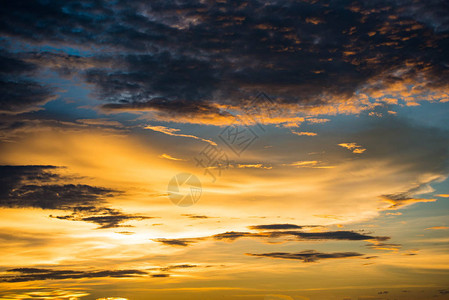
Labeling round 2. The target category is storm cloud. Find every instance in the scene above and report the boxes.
[1,0,448,120]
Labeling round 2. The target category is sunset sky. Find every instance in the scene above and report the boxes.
[1,1,449,299]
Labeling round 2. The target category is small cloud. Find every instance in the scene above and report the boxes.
[151,274,170,278]
[153,238,201,247]
[249,224,305,230]
[1,268,147,282]
[144,125,216,146]
[281,122,300,128]
[338,142,366,154]
[366,241,401,252]
[291,131,317,136]
[158,153,185,161]
[77,118,123,127]
[181,214,210,219]
[306,118,330,124]
[52,206,150,229]
[247,250,363,262]
[159,264,198,272]
[305,17,323,25]
[237,163,272,169]
[381,193,436,210]
[435,194,449,198]
[425,226,449,230]
[386,212,402,216]
[115,231,135,235]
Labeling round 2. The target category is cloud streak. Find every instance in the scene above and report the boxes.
[144,125,217,145]
[246,250,364,263]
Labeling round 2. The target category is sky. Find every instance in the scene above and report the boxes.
[0,0,449,299]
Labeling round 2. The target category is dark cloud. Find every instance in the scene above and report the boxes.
[154,238,201,247]
[0,165,115,209]
[439,289,449,295]
[0,51,55,114]
[278,230,389,241]
[212,231,256,241]
[151,274,170,278]
[249,224,308,230]
[0,165,149,228]
[181,214,211,219]
[246,250,364,263]
[2,0,448,119]
[153,228,389,247]
[159,264,198,272]
[51,206,150,229]
[381,192,436,210]
[1,268,147,282]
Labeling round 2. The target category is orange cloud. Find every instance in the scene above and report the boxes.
[159,153,185,161]
[291,131,318,136]
[381,194,436,210]
[338,142,366,154]
[144,125,217,146]
[425,226,449,230]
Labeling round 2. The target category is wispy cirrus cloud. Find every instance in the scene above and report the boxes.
[144,125,217,145]
[425,226,449,230]
[158,153,185,161]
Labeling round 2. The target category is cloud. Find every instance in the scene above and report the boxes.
[181,214,210,219]
[158,153,185,161]
[0,165,115,209]
[385,212,402,216]
[425,226,449,230]
[51,206,150,229]
[381,193,437,210]
[76,119,123,127]
[0,289,89,300]
[151,274,170,278]
[291,131,318,136]
[0,268,147,282]
[2,1,448,123]
[0,50,55,114]
[249,224,306,230]
[285,161,335,169]
[0,165,149,228]
[159,264,198,272]
[236,163,272,169]
[246,250,364,263]
[366,242,402,252]
[338,142,366,154]
[154,238,201,247]
[153,227,389,247]
[144,125,217,145]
